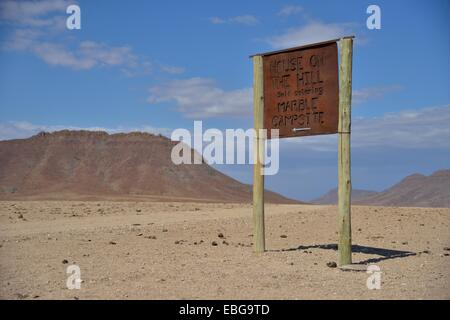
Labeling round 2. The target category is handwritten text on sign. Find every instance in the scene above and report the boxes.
[263,42,339,138]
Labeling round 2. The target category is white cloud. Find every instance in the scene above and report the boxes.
[3,28,151,73]
[353,105,450,149]
[159,64,186,74]
[353,85,404,105]
[0,0,71,27]
[208,17,226,25]
[32,42,94,69]
[277,5,303,17]
[209,14,259,26]
[284,104,450,151]
[229,15,259,25]
[79,41,138,67]
[2,28,42,50]
[146,78,405,119]
[0,0,172,76]
[0,121,171,141]
[265,21,355,48]
[148,77,252,118]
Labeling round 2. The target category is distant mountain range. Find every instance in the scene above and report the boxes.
[0,130,298,203]
[312,170,450,208]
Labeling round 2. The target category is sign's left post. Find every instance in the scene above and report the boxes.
[252,55,265,253]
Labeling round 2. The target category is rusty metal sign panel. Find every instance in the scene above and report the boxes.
[262,41,339,138]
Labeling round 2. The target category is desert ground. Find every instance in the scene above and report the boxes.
[0,200,449,300]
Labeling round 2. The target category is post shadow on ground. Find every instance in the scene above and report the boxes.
[269,244,417,264]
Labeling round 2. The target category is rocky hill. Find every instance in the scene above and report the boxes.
[354,170,450,207]
[313,170,450,208]
[0,130,298,203]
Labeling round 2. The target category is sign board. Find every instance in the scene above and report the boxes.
[251,36,354,263]
[262,42,339,138]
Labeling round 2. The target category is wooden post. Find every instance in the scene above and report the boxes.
[337,37,353,266]
[252,55,265,253]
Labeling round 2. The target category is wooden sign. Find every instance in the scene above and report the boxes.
[251,37,354,263]
[262,42,339,138]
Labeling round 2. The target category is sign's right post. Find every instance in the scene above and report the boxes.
[337,37,353,266]
[252,54,265,254]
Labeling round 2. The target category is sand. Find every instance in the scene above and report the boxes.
[0,201,449,299]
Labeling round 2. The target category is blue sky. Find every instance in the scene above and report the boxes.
[0,0,449,200]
